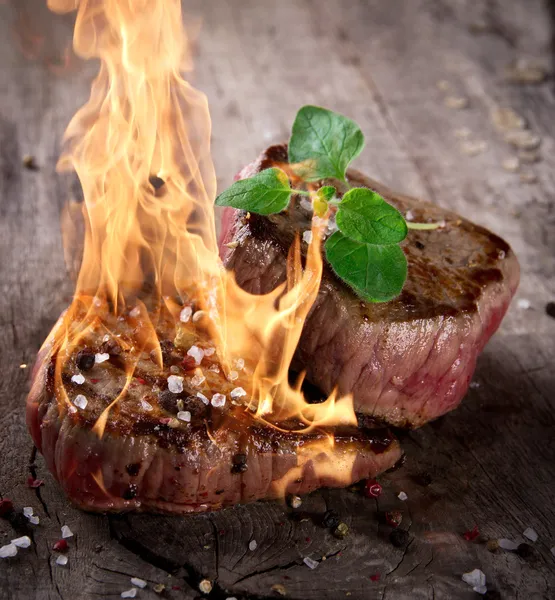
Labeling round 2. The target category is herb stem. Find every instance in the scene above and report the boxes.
[291,189,311,196]
[407,221,444,231]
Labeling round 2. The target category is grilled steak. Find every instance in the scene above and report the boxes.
[27,307,401,514]
[219,145,520,428]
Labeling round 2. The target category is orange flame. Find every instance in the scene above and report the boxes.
[45,0,356,488]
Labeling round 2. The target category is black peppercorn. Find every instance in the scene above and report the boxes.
[76,349,95,371]
[322,509,340,529]
[123,484,138,499]
[545,302,555,319]
[389,528,410,548]
[413,471,432,487]
[231,453,248,473]
[516,543,535,559]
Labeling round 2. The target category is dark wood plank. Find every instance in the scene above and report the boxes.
[1,0,554,599]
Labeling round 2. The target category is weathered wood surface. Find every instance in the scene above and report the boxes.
[1,0,554,598]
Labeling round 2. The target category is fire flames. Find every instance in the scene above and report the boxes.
[44,0,357,496]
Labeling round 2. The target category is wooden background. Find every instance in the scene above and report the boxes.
[1,0,554,598]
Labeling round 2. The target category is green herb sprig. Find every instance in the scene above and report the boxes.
[216,106,429,303]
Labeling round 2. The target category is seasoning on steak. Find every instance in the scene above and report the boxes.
[26,306,402,514]
[219,145,520,429]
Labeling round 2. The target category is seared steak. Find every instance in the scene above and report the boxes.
[27,307,401,514]
[219,145,520,428]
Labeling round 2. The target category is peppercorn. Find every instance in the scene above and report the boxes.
[122,484,138,500]
[364,480,382,498]
[53,539,69,552]
[0,498,14,518]
[390,528,410,548]
[334,522,349,539]
[486,539,499,553]
[322,509,340,529]
[385,510,403,528]
[149,175,165,190]
[231,453,248,473]
[516,543,535,559]
[76,349,95,371]
[413,471,432,487]
[545,302,555,319]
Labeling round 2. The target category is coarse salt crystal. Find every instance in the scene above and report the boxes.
[230,387,247,399]
[204,347,215,357]
[303,556,319,569]
[233,358,245,370]
[398,491,408,501]
[120,589,137,599]
[180,306,193,322]
[302,230,313,245]
[211,393,226,408]
[93,296,102,307]
[192,310,206,323]
[167,375,184,394]
[95,352,110,364]
[300,198,313,212]
[29,515,39,525]
[71,373,85,385]
[129,306,141,317]
[249,540,257,551]
[23,507,33,517]
[0,544,17,558]
[130,577,147,588]
[405,210,414,221]
[74,394,88,410]
[140,399,153,411]
[523,527,538,542]
[177,411,191,422]
[462,569,486,588]
[187,345,204,365]
[228,370,239,381]
[498,538,519,551]
[197,392,209,405]
[469,381,480,389]
[191,373,206,387]
[56,555,68,566]
[68,406,78,414]
[517,298,531,310]
[61,525,74,539]
[11,536,31,549]
[473,585,488,595]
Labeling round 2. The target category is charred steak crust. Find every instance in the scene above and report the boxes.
[219,144,520,429]
[27,328,402,514]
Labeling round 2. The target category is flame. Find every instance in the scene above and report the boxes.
[44,0,357,492]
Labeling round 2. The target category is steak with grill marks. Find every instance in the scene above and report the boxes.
[219,145,520,428]
[27,308,401,514]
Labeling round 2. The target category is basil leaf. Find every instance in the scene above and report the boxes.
[325,231,407,303]
[214,168,292,215]
[336,188,407,245]
[317,186,336,202]
[288,106,365,182]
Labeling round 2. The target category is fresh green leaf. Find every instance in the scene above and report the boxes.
[288,106,365,181]
[336,188,407,245]
[313,185,336,216]
[325,231,407,303]
[215,168,292,215]
[317,186,336,202]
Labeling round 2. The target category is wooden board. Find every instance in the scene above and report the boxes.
[1,0,554,598]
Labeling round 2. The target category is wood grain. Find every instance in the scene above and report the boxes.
[1,0,554,598]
